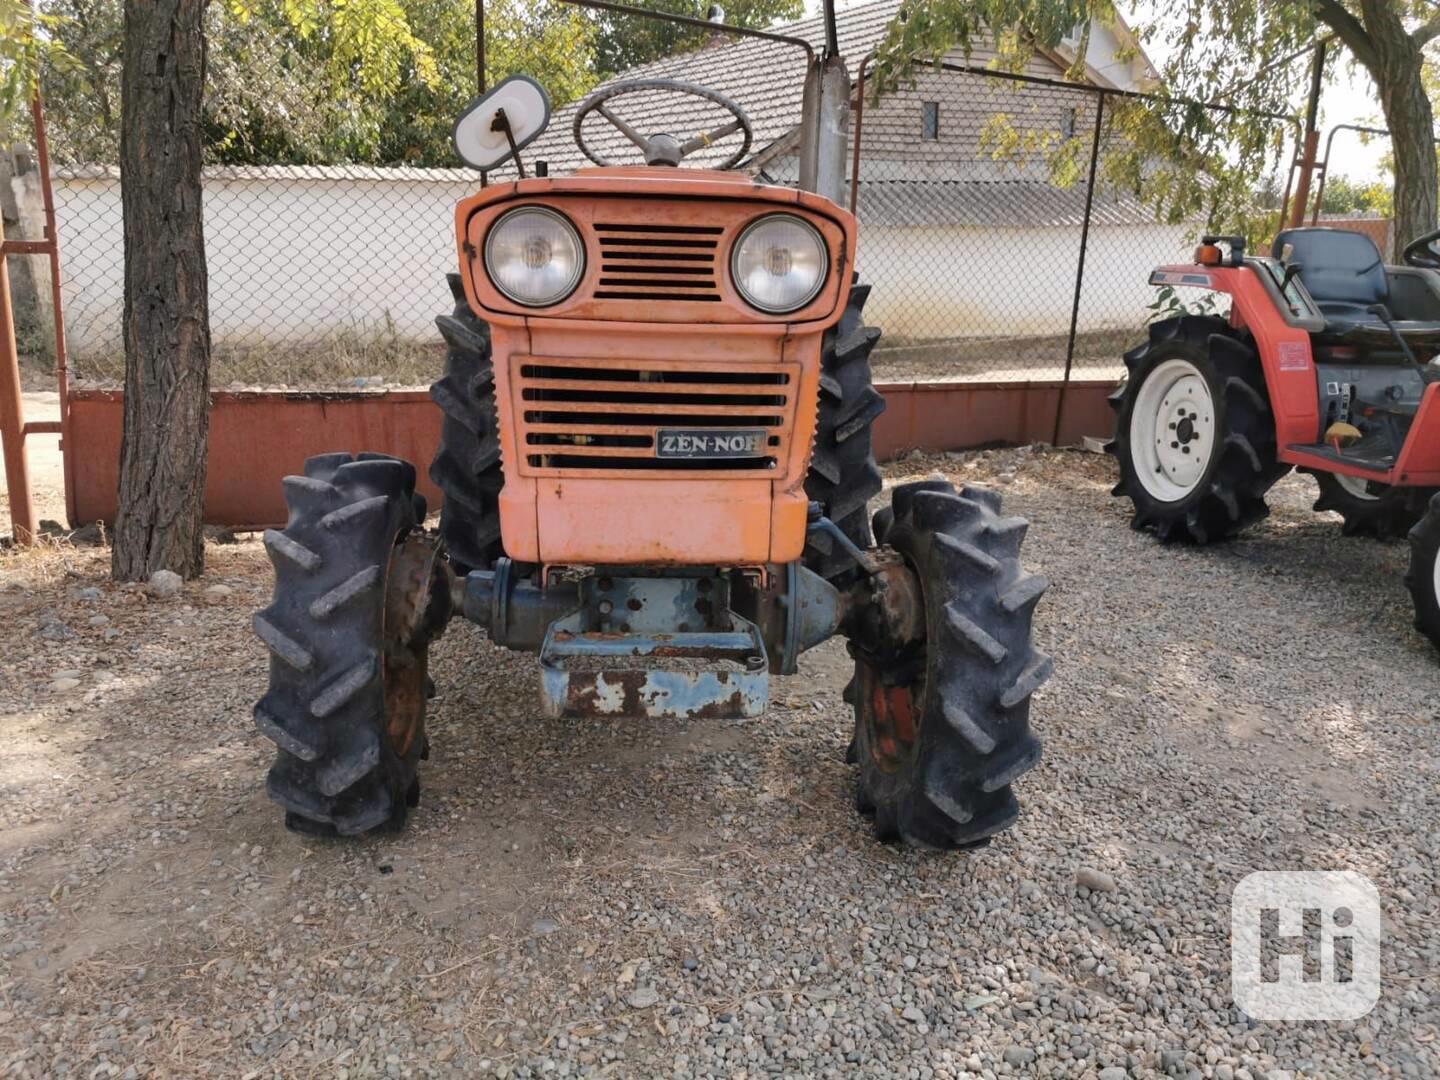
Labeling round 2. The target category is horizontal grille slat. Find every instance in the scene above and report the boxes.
[515,358,796,475]
[593,222,722,302]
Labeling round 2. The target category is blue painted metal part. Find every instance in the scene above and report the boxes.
[538,574,769,719]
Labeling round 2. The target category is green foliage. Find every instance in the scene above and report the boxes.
[591,0,802,77]
[0,1,65,134]
[871,1,1440,244]
[1319,173,1392,218]
[1145,283,1218,325]
[40,0,597,166]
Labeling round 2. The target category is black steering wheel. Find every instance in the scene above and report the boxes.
[572,79,753,170]
[1403,226,1440,269]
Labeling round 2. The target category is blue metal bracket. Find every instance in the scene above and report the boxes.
[537,574,769,720]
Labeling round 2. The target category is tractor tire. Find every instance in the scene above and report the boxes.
[254,453,450,836]
[1107,316,1287,543]
[804,280,886,582]
[851,480,1049,849]
[1308,470,1427,539]
[429,274,505,575]
[1406,492,1440,656]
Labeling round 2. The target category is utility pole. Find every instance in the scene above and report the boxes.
[1288,40,1327,228]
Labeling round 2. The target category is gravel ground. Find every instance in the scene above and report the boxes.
[2,449,1437,1079]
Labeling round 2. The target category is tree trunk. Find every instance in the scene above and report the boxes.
[1357,1,1437,262]
[112,0,211,581]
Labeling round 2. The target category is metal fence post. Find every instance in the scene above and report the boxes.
[1052,90,1106,447]
[0,214,36,544]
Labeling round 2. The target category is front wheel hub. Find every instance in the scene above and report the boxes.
[1130,357,1216,501]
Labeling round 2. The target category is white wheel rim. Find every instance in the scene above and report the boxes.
[1334,472,1381,501]
[1434,541,1440,614]
[1129,358,1216,502]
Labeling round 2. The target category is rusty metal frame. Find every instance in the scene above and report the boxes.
[0,90,71,543]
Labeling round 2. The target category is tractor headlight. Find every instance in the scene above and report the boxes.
[731,214,828,314]
[484,206,584,307]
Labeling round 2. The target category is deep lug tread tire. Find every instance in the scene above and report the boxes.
[1406,493,1440,656]
[852,481,1049,849]
[255,452,430,837]
[1107,317,1287,544]
[429,274,505,575]
[1308,470,1428,539]
[805,281,886,582]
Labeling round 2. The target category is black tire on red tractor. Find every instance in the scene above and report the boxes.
[851,480,1049,849]
[254,453,450,836]
[1405,492,1440,656]
[1107,316,1288,543]
[1307,470,1428,540]
[429,274,505,576]
[804,280,886,582]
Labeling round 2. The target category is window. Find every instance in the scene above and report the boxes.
[921,101,940,141]
[1062,107,1078,139]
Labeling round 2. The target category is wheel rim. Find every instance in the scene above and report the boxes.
[1334,472,1382,501]
[1434,540,1440,615]
[1129,357,1216,502]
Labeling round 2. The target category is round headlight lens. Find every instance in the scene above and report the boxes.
[484,206,584,307]
[731,214,828,314]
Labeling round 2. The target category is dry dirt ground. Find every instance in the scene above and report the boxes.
[1,449,1438,1078]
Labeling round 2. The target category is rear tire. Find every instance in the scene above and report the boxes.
[254,453,448,836]
[804,281,886,582]
[1406,493,1440,656]
[429,274,505,576]
[1309,470,1427,539]
[851,480,1049,849]
[1107,317,1287,543]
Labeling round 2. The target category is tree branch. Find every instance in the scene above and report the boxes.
[1417,11,1440,47]
[1313,0,1378,70]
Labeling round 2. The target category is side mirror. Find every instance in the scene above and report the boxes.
[453,74,551,171]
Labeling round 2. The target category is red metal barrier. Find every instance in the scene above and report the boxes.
[65,380,1118,528]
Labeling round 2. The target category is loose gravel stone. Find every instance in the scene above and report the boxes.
[1076,865,1118,893]
[0,451,1436,1079]
[145,569,182,598]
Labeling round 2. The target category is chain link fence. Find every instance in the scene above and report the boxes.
[850,63,1289,386]
[33,64,1311,391]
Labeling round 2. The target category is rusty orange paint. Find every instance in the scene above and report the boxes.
[452,166,856,566]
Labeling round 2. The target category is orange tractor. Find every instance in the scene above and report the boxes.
[251,17,1051,847]
[1110,228,1440,654]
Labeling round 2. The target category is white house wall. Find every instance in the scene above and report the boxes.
[54,172,476,362]
[856,220,1193,343]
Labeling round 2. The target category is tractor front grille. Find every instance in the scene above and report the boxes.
[592,223,723,303]
[515,357,798,474]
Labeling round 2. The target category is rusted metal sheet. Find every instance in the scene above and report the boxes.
[870,379,1117,459]
[67,389,445,527]
[541,664,767,720]
[64,380,1120,527]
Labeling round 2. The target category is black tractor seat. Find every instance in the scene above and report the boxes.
[1273,228,1440,345]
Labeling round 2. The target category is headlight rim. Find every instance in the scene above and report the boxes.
[730,212,830,315]
[483,204,586,308]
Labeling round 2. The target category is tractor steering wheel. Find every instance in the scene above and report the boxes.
[1403,226,1440,269]
[572,79,753,170]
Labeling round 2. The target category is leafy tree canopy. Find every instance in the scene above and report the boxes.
[872,1,1440,255]
[36,0,598,165]
[25,0,800,167]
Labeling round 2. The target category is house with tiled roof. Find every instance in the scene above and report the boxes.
[518,0,1185,370]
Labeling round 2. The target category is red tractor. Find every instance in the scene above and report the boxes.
[1109,227,1440,652]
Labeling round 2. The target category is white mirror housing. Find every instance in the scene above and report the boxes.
[453,74,551,171]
